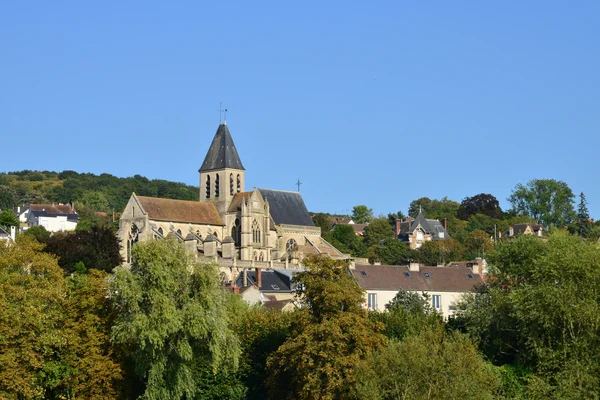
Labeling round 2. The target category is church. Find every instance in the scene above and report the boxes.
[117,122,345,279]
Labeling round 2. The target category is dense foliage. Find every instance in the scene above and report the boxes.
[0,170,198,213]
[3,230,600,398]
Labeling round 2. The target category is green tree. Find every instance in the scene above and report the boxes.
[464,230,493,258]
[0,237,124,399]
[457,193,503,220]
[452,232,600,398]
[352,205,374,224]
[312,213,333,233]
[266,255,387,399]
[0,185,17,210]
[22,225,51,242]
[332,223,358,252]
[508,179,576,227]
[43,226,122,273]
[386,211,405,230]
[571,192,593,238]
[233,308,294,400]
[110,239,240,400]
[408,196,459,219]
[369,239,412,265]
[79,190,110,212]
[415,238,465,265]
[362,217,394,247]
[0,209,19,231]
[353,328,500,400]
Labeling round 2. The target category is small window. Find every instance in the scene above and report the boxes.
[432,294,441,310]
[367,293,377,310]
[467,274,474,280]
[403,272,410,278]
[271,285,280,290]
[360,271,367,276]
[424,272,431,278]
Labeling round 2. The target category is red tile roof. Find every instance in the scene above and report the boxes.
[137,196,224,226]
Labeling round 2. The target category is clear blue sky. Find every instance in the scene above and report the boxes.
[2,1,599,217]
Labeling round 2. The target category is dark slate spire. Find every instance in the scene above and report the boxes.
[199,122,245,172]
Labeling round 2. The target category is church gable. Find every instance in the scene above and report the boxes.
[137,196,224,226]
[258,189,315,227]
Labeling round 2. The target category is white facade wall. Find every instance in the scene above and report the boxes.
[365,289,470,318]
[29,215,77,232]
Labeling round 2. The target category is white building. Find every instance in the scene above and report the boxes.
[0,226,16,243]
[26,204,78,232]
[350,262,485,317]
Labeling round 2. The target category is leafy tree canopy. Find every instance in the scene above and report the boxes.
[110,239,240,400]
[352,205,374,224]
[408,197,459,219]
[266,255,387,399]
[43,226,122,273]
[457,193,503,220]
[362,217,394,248]
[0,209,19,231]
[508,179,576,227]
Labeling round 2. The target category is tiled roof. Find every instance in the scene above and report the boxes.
[511,223,543,235]
[235,269,302,293]
[398,212,450,240]
[258,189,315,227]
[30,204,75,214]
[199,123,245,172]
[351,264,484,292]
[30,210,79,222]
[227,191,253,212]
[137,196,224,226]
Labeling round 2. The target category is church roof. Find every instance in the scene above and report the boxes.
[258,189,315,227]
[199,123,245,172]
[227,191,253,212]
[137,196,224,226]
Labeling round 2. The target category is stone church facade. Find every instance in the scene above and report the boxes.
[117,122,344,278]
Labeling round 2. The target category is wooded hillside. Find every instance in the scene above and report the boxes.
[0,170,199,212]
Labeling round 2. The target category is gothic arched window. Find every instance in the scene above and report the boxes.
[127,224,140,264]
[237,174,241,192]
[230,173,234,196]
[252,219,261,244]
[234,218,241,244]
[286,238,298,260]
[206,175,211,199]
[177,229,182,237]
[215,174,220,198]
[213,231,219,239]
[158,227,163,236]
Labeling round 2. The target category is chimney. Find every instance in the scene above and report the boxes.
[442,218,447,231]
[409,261,420,272]
[243,269,248,287]
[395,219,401,236]
[473,258,483,275]
[255,268,262,288]
[10,226,16,242]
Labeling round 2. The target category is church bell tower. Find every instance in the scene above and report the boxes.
[199,122,245,216]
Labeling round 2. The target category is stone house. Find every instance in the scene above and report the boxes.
[395,210,450,249]
[350,262,485,317]
[506,223,544,238]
